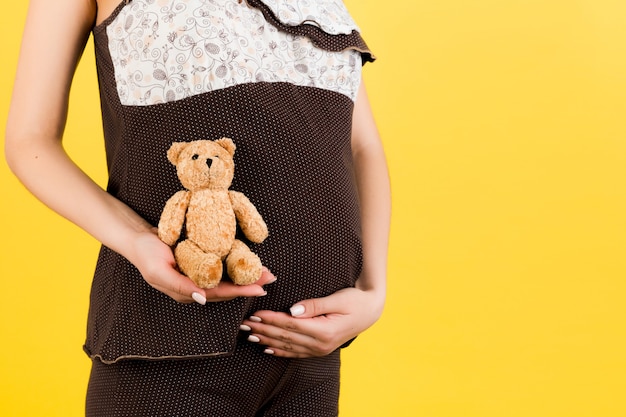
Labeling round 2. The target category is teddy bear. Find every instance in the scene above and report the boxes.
[157,138,268,289]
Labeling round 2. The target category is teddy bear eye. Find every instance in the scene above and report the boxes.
[191,154,199,160]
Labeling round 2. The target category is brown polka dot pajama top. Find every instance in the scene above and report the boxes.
[84,0,374,415]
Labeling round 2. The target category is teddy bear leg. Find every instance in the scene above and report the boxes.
[225,239,263,286]
[174,240,223,289]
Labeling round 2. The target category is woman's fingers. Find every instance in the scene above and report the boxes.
[133,234,204,303]
[149,275,200,304]
[240,288,384,358]
[202,267,276,302]
[242,320,314,358]
[133,231,277,303]
[150,269,276,303]
[241,312,341,358]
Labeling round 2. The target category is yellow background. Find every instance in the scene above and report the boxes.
[2,0,626,416]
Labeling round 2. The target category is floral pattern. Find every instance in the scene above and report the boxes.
[258,0,360,35]
[107,0,362,106]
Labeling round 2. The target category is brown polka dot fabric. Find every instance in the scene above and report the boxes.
[85,0,374,414]
[86,0,373,365]
[86,342,341,416]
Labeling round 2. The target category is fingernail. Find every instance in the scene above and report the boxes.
[248,335,260,343]
[192,292,206,305]
[290,304,305,317]
[256,291,268,297]
[240,324,251,331]
[264,348,275,355]
[249,316,262,322]
[267,275,278,284]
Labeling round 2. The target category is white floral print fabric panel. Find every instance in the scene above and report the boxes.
[259,0,360,35]
[107,0,362,106]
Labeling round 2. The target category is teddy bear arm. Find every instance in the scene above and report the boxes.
[157,190,191,246]
[229,190,269,243]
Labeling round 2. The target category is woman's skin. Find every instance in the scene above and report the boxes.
[5,0,390,358]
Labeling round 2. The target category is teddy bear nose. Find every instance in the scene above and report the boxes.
[206,158,213,169]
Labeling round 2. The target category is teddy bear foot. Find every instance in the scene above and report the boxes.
[191,258,223,289]
[175,240,223,289]
[226,240,263,286]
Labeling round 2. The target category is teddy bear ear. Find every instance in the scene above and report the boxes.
[167,142,188,165]
[215,137,236,156]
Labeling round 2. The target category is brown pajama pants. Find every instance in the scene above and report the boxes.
[86,341,341,416]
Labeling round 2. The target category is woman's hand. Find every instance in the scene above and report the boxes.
[240,286,384,358]
[130,229,276,304]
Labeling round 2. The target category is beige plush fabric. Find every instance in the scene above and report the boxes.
[158,139,268,288]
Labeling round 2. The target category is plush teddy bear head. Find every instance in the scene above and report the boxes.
[166,138,236,191]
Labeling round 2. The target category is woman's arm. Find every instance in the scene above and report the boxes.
[350,80,391,307]
[5,0,274,304]
[242,81,391,357]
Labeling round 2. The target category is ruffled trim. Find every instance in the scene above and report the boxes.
[252,0,360,35]
[246,0,375,63]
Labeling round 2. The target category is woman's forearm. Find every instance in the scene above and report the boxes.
[351,82,391,313]
[4,0,151,265]
[5,137,153,263]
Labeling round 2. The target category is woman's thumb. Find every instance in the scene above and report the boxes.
[289,297,328,318]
